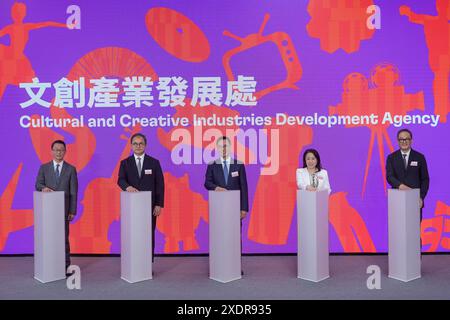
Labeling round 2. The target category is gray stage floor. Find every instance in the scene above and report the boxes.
[1,255,449,300]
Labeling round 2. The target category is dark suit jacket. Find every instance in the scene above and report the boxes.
[117,154,165,208]
[35,161,78,215]
[386,149,430,200]
[204,159,249,211]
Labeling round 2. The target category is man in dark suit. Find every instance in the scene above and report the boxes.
[204,136,249,218]
[117,133,165,262]
[204,136,249,274]
[386,128,430,213]
[35,140,78,272]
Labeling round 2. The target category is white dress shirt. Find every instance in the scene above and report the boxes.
[134,153,145,173]
[53,160,64,175]
[296,168,331,194]
[220,156,231,172]
[401,149,411,168]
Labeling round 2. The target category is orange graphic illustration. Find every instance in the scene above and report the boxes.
[156,173,208,253]
[329,192,376,252]
[145,7,210,63]
[248,117,313,244]
[400,0,450,122]
[157,100,257,164]
[422,201,450,251]
[66,47,157,252]
[0,2,69,100]
[29,47,157,172]
[329,63,424,196]
[28,103,96,172]
[67,47,158,87]
[70,125,141,253]
[306,0,375,53]
[0,163,34,251]
[223,14,302,100]
[156,102,258,253]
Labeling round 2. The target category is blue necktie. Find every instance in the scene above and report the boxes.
[223,160,228,185]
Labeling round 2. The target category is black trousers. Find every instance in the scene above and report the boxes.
[64,210,156,266]
[65,219,70,268]
[420,208,423,251]
[152,213,157,262]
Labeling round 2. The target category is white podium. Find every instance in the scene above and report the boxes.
[209,190,241,283]
[388,189,421,282]
[33,191,66,283]
[121,191,152,283]
[297,190,329,282]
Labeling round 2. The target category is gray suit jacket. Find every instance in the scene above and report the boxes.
[35,161,78,215]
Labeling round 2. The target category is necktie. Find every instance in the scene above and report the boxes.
[402,154,407,169]
[55,164,60,184]
[137,157,142,178]
[223,160,228,185]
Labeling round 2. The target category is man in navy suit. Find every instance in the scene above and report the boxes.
[204,136,249,274]
[386,128,430,213]
[204,136,249,219]
[118,133,165,261]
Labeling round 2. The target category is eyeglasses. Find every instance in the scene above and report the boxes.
[52,149,66,153]
[132,142,145,147]
[398,138,411,143]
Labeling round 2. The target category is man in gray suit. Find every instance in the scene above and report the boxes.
[35,140,78,271]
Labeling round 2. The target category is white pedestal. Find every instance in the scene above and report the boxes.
[33,191,65,283]
[121,191,152,283]
[388,189,421,282]
[209,190,241,283]
[297,190,329,282]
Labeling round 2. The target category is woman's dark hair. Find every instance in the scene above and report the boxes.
[302,148,322,171]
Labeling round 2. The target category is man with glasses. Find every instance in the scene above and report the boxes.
[35,140,78,275]
[386,128,430,214]
[117,133,165,263]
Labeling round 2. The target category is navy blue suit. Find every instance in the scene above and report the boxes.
[204,159,249,212]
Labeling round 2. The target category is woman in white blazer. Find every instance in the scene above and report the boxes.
[296,149,331,194]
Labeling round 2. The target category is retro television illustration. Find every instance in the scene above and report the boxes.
[222,14,302,100]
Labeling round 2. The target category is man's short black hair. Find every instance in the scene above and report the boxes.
[216,136,231,145]
[397,128,413,139]
[51,140,66,150]
[130,133,147,145]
